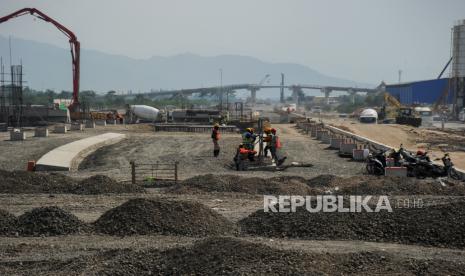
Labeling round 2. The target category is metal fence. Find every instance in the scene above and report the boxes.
[129,161,178,185]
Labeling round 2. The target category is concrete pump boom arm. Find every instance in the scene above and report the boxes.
[0,8,80,111]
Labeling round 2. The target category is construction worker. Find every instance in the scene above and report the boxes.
[263,127,272,157]
[211,124,221,157]
[242,128,257,150]
[234,144,257,171]
[270,128,287,166]
[242,128,257,161]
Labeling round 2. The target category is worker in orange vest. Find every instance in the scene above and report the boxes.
[211,124,221,157]
[270,128,287,166]
[234,144,257,171]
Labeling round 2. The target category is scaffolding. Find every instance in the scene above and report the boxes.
[0,58,24,128]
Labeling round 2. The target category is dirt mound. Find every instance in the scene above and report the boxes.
[0,170,143,194]
[29,237,465,275]
[18,206,85,236]
[74,175,144,194]
[94,198,236,236]
[306,174,345,187]
[0,170,78,194]
[171,174,312,195]
[239,201,465,248]
[336,176,465,196]
[0,209,18,236]
[305,174,465,196]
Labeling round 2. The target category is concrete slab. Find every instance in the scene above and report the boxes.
[35,132,126,171]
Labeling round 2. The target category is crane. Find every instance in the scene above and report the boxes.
[258,74,270,86]
[0,8,80,114]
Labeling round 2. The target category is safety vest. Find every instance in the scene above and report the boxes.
[271,134,282,149]
[211,129,220,140]
[242,132,254,145]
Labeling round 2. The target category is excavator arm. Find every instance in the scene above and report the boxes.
[0,8,80,112]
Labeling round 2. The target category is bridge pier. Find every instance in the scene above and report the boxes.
[321,87,332,105]
[290,86,303,105]
[348,89,356,104]
[249,88,259,106]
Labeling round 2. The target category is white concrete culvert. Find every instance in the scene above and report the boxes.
[35,133,126,171]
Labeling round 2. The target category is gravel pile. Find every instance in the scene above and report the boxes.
[239,201,465,248]
[171,174,465,196]
[27,237,465,275]
[0,170,78,193]
[0,170,143,194]
[306,174,465,196]
[94,198,236,236]
[18,206,86,236]
[0,209,18,236]
[74,175,144,194]
[171,174,312,195]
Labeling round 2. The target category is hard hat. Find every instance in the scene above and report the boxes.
[246,128,254,133]
[271,128,276,133]
[264,127,272,133]
[416,150,425,156]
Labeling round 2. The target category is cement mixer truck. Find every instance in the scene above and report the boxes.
[126,105,160,123]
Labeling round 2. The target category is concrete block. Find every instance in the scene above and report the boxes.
[321,132,331,144]
[386,158,395,167]
[54,125,68,134]
[330,138,343,149]
[385,167,407,177]
[95,120,107,126]
[85,120,96,128]
[352,149,369,161]
[71,123,84,131]
[34,127,49,137]
[311,127,318,137]
[10,129,26,141]
[316,130,327,140]
[339,143,357,156]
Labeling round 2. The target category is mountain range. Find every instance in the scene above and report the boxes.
[0,35,373,98]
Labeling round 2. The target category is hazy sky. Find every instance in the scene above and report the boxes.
[0,0,464,85]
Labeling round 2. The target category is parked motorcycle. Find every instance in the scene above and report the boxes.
[366,149,387,176]
[412,153,461,180]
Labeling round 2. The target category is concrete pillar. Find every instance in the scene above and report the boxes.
[71,123,84,131]
[34,127,49,137]
[322,87,332,105]
[250,88,257,105]
[54,125,68,134]
[85,120,96,128]
[95,120,107,126]
[10,129,26,141]
[348,89,356,104]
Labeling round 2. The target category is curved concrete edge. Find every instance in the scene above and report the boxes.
[35,133,126,172]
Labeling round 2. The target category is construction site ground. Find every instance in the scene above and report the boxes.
[1,122,465,274]
[324,117,465,171]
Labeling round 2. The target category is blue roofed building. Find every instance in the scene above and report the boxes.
[385,78,454,105]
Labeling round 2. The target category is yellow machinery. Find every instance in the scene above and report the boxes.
[380,93,422,127]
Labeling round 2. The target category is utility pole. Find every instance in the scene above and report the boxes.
[219,68,223,111]
[280,73,285,103]
[398,70,402,83]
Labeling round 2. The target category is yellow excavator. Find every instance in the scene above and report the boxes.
[379,93,422,127]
